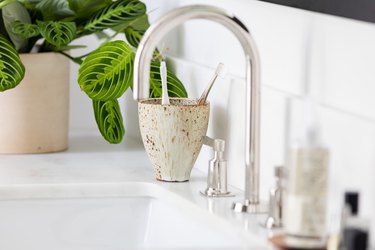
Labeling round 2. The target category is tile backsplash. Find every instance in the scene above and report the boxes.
[69,0,375,245]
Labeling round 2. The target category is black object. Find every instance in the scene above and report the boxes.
[345,192,359,216]
[258,0,375,24]
[340,191,369,250]
[342,228,368,250]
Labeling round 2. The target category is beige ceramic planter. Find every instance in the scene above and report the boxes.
[138,98,210,182]
[0,53,69,153]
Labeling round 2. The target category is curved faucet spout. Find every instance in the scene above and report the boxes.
[133,5,264,213]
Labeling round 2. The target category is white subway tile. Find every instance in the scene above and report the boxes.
[320,106,375,244]
[313,15,375,120]
[148,0,312,96]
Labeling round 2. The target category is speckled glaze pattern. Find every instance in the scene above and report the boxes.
[138,98,210,182]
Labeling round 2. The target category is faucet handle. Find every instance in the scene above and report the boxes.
[200,136,234,197]
[203,136,225,153]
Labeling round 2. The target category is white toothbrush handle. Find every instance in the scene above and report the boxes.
[198,63,226,105]
[198,74,218,104]
[160,61,170,105]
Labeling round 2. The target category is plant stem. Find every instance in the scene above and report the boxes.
[76,52,91,59]
[58,51,83,65]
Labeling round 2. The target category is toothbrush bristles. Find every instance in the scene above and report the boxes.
[216,63,226,77]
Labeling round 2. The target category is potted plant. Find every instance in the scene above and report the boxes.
[0,0,187,153]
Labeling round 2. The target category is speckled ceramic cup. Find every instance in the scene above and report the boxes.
[138,98,210,182]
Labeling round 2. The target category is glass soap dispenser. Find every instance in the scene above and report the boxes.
[284,101,330,248]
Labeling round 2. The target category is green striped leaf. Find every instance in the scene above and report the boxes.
[12,21,40,39]
[84,0,146,32]
[67,0,112,20]
[38,21,76,48]
[124,27,143,48]
[93,99,124,144]
[123,14,149,47]
[149,61,188,98]
[35,0,74,21]
[0,35,25,91]
[78,40,133,101]
[1,1,31,52]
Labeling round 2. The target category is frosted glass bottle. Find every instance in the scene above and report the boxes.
[284,125,330,248]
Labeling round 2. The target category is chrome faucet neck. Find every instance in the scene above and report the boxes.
[133,5,264,213]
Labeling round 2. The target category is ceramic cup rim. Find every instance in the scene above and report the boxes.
[138,98,209,107]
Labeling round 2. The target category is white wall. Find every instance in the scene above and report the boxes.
[68,0,375,245]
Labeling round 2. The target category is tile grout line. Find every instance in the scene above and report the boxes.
[168,56,375,126]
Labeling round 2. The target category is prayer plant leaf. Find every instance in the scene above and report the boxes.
[124,26,143,48]
[1,1,31,52]
[84,0,146,32]
[123,14,149,48]
[38,20,76,48]
[12,21,40,39]
[149,61,188,98]
[0,35,25,91]
[67,0,112,20]
[0,0,19,9]
[35,0,74,21]
[78,40,134,101]
[93,99,124,144]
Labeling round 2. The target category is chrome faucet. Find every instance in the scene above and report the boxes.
[133,5,264,213]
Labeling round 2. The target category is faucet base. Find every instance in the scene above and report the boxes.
[200,190,235,198]
[232,201,268,214]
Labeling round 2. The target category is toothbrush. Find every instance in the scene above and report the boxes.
[160,60,170,105]
[197,63,226,105]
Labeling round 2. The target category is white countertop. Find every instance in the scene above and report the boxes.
[0,132,275,250]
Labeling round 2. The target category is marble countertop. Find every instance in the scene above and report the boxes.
[0,132,274,249]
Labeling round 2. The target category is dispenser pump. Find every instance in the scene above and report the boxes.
[301,98,323,148]
[200,136,233,197]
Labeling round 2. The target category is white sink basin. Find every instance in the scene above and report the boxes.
[0,182,264,250]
